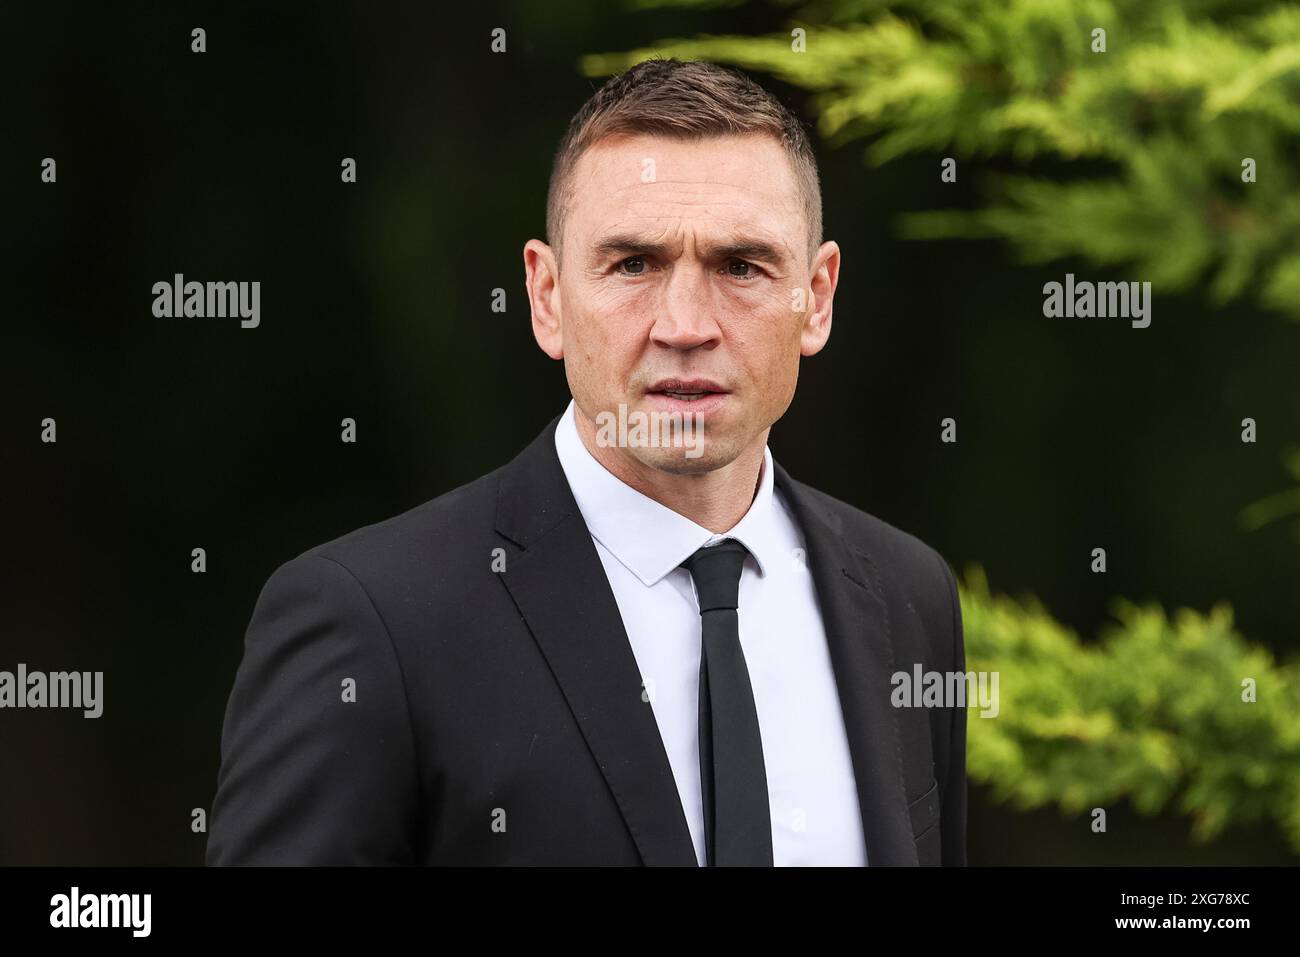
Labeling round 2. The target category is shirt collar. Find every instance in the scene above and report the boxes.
[554,398,785,586]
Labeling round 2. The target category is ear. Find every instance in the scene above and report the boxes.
[524,238,564,360]
[799,240,840,357]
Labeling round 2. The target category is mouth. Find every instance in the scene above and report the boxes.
[645,378,729,402]
[643,378,730,416]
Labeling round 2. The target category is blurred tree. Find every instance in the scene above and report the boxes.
[960,566,1300,853]
[1241,447,1300,544]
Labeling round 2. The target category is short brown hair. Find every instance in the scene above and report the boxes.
[546,57,823,268]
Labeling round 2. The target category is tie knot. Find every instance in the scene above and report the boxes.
[681,539,750,613]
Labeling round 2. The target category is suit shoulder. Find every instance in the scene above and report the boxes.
[786,477,954,584]
[274,464,508,588]
[785,477,961,659]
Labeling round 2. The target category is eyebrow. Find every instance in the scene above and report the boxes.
[591,233,790,268]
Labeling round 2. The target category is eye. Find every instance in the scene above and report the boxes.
[617,256,649,276]
[724,258,762,281]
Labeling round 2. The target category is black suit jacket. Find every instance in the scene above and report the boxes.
[206,413,967,866]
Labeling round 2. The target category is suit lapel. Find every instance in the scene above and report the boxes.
[773,463,919,865]
[494,415,698,866]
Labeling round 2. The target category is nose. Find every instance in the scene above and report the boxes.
[649,265,721,350]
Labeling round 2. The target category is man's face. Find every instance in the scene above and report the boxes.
[526,132,839,475]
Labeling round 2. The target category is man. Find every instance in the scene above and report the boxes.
[207,58,966,867]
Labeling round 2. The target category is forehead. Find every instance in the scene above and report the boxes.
[565,132,804,252]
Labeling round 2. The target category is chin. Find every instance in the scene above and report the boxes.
[633,443,732,476]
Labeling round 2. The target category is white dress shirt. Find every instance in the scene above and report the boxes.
[553,399,867,866]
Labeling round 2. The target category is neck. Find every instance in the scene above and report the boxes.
[573,405,767,533]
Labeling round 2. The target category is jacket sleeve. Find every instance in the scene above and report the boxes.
[206,553,421,864]
[936,552,969,867]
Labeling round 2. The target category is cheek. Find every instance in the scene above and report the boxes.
[568,289,651,376]
[728,286,804,369]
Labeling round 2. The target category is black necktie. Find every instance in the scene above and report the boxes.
[681,539,773,866]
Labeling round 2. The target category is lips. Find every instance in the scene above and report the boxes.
[643,379,730,416]
[646,378,728,401]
